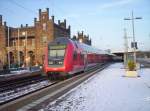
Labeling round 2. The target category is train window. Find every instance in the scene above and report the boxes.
[49,49,65,58]
[57,50,65,57]
[73,51,77,60]
[42,36,47,44]
[43,23,47,30]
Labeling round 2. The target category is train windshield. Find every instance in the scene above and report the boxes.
[48,45,66,58]
[49,49,65,58]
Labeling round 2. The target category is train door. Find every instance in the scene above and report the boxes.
[73,50,78,65]
[83,51,87,70]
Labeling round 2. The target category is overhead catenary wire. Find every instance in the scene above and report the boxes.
[4,0,87,38]
[47,0,87,37]
[0,0,38,28]
[8,0,37,15]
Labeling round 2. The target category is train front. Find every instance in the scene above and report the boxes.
[44,38,73,78]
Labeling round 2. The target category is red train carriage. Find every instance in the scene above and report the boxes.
[44,37,112,78]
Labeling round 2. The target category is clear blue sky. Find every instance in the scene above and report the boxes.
[0,0,150,52]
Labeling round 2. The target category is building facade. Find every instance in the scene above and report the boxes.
[0,8,70,67]
[72,31,91,45]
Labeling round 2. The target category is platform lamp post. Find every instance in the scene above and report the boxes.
[22,31,28,67]
[7,27,10,69]
[25,31,29,68]
[124,11,142,65]
[123,28,128,68]
[149,33,150,51]
[17,28,20,67]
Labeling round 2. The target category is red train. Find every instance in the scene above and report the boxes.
[44,37,113,78]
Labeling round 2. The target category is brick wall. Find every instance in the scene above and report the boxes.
[0,8,70,67]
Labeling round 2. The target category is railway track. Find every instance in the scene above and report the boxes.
[0,80,58,106]
[0,75,47,92]
[0,73,52,105]
[0,63,110,111]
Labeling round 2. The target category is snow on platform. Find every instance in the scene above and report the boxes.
[39,63,150,111]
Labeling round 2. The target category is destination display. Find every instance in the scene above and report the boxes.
[49,45,66,49]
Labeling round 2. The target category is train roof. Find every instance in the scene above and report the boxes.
[74,40,112,55]
[48,37,113,55]
[48,37,72,45]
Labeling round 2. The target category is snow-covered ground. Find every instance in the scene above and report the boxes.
[39,63,150,111]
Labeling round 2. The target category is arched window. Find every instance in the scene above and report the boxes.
[42,36,47,44]
[43,23,47,30]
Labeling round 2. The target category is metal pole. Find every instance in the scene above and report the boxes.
[7,27,10,69]
[149,34,150,51]
[17,28,20,67]
[25,31,28,67]
[124,28,128,67]
[131,11,136,64]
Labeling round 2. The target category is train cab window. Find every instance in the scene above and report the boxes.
[73,51,77,60]
[49,49,65,58]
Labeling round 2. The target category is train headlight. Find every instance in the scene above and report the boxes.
[58,61,63,64]
[49,61,53,65]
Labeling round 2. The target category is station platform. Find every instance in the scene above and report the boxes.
[37,63,150,111]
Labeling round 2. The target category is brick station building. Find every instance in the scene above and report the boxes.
[0,8,70,67]
[72,31,91,45]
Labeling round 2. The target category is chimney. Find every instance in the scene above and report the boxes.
[58,20,60,25]
[39,9,41,20]
[34,18,37,22]
[21,24,23,28]
[82,31,84,35]
[51,15,54,22]
[0,15,2,26]
[68,25,71,30]
[26,24,28,27]
[46,8,49,19]
[63,19,66,28]
[39,9,41,15]
[68,25,71,37]
[46,8,49,14]
[73,35,76,40]
[46,8,49,13]
[4,21,6,26]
